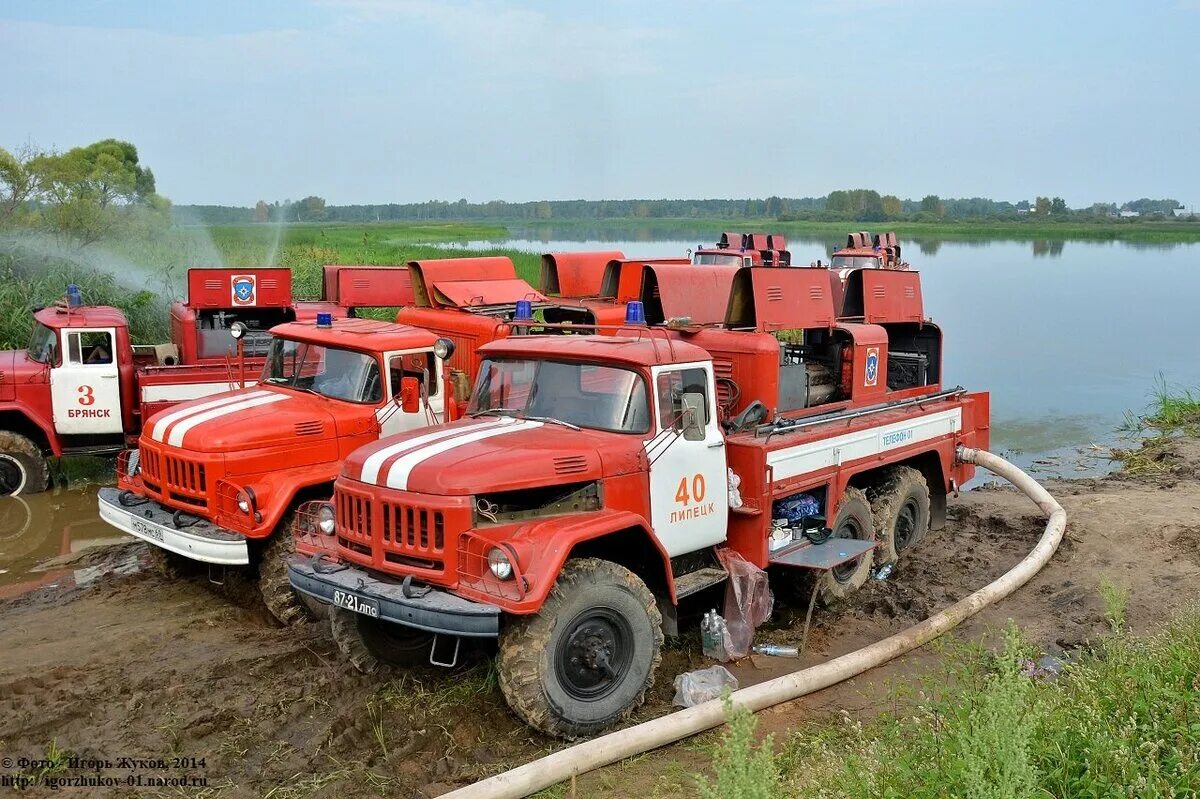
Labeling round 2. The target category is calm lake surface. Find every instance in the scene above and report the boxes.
[438,230,1200,476]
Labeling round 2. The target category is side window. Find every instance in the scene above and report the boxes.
[389,352,439,398]
[67,332,114,366]
[656,367,710,431]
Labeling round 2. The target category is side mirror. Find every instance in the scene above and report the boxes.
[399,375,421,414]
[680,392,707,441]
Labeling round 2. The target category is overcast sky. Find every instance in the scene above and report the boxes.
[4,0,1198,207]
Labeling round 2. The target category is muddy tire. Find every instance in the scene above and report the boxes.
[817,487,876,606]
[0,431,49,497]
[144,545,200,579]
[257,513,313,627]
[866,466,931,567]
[497,558,663,740]
[330,608,434,673]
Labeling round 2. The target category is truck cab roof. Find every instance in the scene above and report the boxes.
[33,304,127,331]
[269,317,440,351]
[478,332,711,368]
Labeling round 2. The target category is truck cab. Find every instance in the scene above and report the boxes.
[97,316,456,624]
[692,232,791,267]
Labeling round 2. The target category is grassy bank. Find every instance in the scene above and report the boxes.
[694,600,1200,798]
[1113,380,1200,475]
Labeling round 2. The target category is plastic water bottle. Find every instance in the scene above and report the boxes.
[753,643,799,657]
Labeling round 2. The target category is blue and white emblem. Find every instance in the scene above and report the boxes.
[231,275,257,306]
[864,347,880,387]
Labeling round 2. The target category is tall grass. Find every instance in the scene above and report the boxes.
[696,604,1200,798]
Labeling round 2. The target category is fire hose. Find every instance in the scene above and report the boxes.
[444,447,1066,799]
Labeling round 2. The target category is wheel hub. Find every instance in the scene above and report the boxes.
[556,609,632,700]
[895,500,918,551]
[831,517,865,583]
[0,455,25,497]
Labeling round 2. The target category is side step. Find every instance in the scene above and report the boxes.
[674,567,728,599]
[769,538,876,571]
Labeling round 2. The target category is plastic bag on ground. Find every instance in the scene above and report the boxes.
[715,548,774,660]
[672,665,739,708]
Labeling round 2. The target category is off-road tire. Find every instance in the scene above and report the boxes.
[257,511,313,627]
[330,608,434,673]
[0,431,49,497]
[497,558,663,740]
[817,487,876,606]
[866,466,931,567]
[144,545,201,579]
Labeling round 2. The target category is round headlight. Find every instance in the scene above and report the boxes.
[236,490,252,514]
[433,337,456,361]
[230,322,247,340]
[487,547,514,581]
[317,504,336,535]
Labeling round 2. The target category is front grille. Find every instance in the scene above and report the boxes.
[140,448,209,510]
[334,485,448,573]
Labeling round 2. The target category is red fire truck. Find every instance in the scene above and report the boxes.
[97,311,459,624]
[826,231,909,272]
[0,267,373,497]
[288,262,990,738]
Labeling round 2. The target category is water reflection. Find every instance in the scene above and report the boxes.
[0,487,130,597]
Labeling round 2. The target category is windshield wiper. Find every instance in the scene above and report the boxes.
[467,407,520,418]
[520,414,581,431]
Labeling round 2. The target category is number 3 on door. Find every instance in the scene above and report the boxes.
[77,385,95,406]
[674,474,707,505]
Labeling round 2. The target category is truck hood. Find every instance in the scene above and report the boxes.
[0,350,48,402]
[141,387,344,454]
[346,416,638,495]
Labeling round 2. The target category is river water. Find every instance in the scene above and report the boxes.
[437,230,1200,474]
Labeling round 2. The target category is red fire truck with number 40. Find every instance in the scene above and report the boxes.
[289,262,990,739]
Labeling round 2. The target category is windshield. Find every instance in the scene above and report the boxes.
[831,255,881,269]
[261,338,382,404]
[27,323,58,365]
[469,358,650,434]
[692,253,743,266]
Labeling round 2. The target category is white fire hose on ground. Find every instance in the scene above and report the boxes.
[445,447,1067,799]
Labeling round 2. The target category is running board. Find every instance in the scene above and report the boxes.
[769,538,876,571]
[673,567,728,599]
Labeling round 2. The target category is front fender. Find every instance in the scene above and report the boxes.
[216,466,338,537]
[0,404,59,456]
[461,509,677,613]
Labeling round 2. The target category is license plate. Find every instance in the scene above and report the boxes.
[130,517,164,542]
[333,589,379,618]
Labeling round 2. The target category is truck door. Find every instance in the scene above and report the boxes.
[647,363,729,556]
[50,327,123,435]
[379,349,445,436]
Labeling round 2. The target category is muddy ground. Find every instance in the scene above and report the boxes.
[1,440,1198,798]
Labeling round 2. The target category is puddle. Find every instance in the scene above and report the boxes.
[0,486,132,598]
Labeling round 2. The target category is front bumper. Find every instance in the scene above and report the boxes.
[97,487,250,566]
[288,556,501,638]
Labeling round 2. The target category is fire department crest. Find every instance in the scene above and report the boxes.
[231,275,257,306]
[864,347,880,387]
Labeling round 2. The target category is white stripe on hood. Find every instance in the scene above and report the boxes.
[382,418,543,490]
[166,393,290,447]
[359,418,513,485]
[149,390,271,443]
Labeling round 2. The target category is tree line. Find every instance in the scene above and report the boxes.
[175,190,1186,226]
[1,139,169,244]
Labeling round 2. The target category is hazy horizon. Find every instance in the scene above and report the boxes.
[5,0,1198,209]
